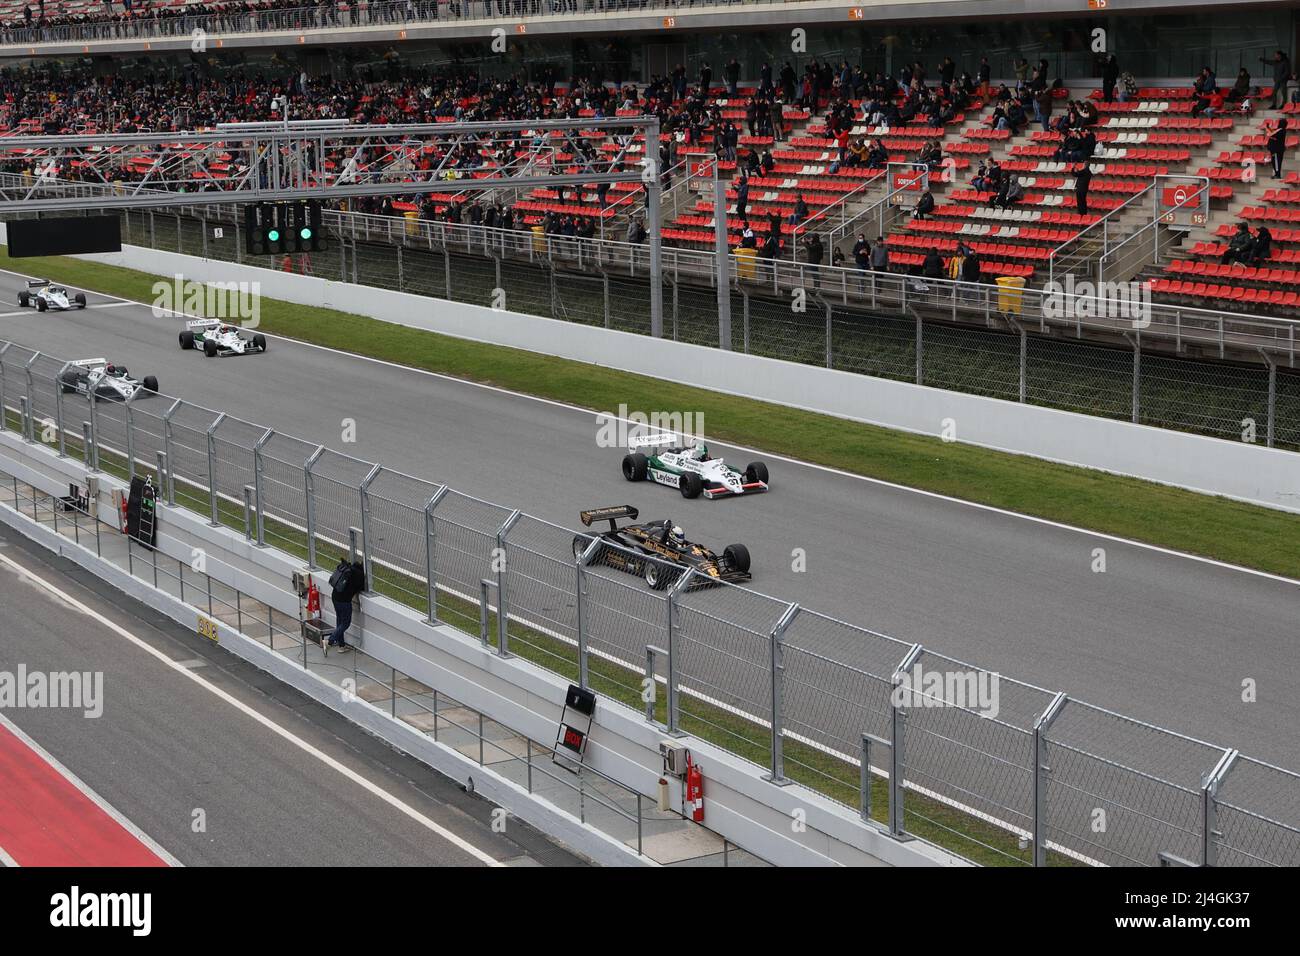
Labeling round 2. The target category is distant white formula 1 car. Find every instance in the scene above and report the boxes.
[58,358,158,401]
[621,434,769,499]
[17,279,87,312]
[178,319,267,357]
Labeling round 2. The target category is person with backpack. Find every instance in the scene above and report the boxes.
[325,554,367,652]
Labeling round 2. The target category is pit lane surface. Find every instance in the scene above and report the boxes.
[0,522,583,867]
[0,272,1295,769]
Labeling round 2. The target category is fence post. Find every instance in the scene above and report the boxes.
[205,412,226,526]
[1124,332,1141,424]
[422,485,449,624]
[124,391,137,480]
[1032,692,1068,867]
[664,568,694,737]
[887,644,923,840]
[914,313,924,386]
[358,464,382,593]
[824,300,832,368]
[575,536,606,689]
[304,445,325,568]
[0,342,8,433]
[252,428,274,547]
[87,389,100,472]
[861,732,890,824]
[396,243,404,293]
[765,603,800,786]
[644,645,665,724]
[1200,749,1239,867]
[54,362,72,457]
[493,510,523,658]
[23,352,39,442]
[242,485,255,540]
[161,400,180,505]
[1260,351,1276,448]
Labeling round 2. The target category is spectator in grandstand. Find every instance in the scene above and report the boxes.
[993,175,1024,209]
[627,217,646,245]
[761,230,780,263]
[1222,223,1256,264]
[1117,71,1139,103]
[734,174,750,217]
[1192,87,1225,118]
[1250,226,1273,265]
[961,247,983,284]
[866,139,888,169]
[922,247,945,280]
[913,187,935,220]
[1101,53,1120,103]
[1263,51,1293,109]
[977,57,991,98]
[1268,119,1289,178]
[1227,68,1253,103]
[1074,162,1092,217]
[804,234,824,286]
[725,58,741,97]
[789,194,809,226]
[871,237,890,273]
[1034,87,1054,133]
[740,221,757,250]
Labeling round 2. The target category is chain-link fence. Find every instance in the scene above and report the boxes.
[3,334,1296,867]
[120,206,1300,451]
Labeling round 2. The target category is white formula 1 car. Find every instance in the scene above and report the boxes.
[621,434,769,499]
[58,359,158,401]
[178,319,267,357]
[17,279,87,312]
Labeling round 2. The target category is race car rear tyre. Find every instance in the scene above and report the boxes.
[204,339,218,357]
[253,333,267,352]
[142,376,159,394]
[572,534,600,563]
[644,560,679,591]
[36,299,47,312]
[179,331,195,350]
[621,453,647,481]
[680,472,704,499]
[744,462,769,485]
[17,292,28,307]
[74,293,87,308]
[59,376,76,394]
[723,543,751,574]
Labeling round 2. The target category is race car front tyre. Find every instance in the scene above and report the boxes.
[36,299,47,312]
[744,461,769,485]
[621,453,648,481]
[17,292,28,307]
[179,331,195,350]
[142,375,159,394]
[723,543,750,574]
[644,559,679,590]
[253,333,267,352]
[680,472,704,499]
[204,339,218,357]
[74,293,87,308]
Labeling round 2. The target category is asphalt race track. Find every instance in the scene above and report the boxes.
[0,520,582,866]
[0,269,1296,769]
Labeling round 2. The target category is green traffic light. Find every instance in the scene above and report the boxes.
[268,229,280,242]
[300,227,312,239]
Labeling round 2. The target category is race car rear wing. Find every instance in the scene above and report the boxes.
[69,357,108,368]
[628,432,679,451]
[580,505,639,530]
[187,319,220,329]
[26,279,50,288]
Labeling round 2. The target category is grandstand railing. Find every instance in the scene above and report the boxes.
[0,0,773,48]
[2,337,1295,867]
[1047,182,1156,288]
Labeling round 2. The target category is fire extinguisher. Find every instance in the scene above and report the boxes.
[685,752,704,823]
[306,577,321,618]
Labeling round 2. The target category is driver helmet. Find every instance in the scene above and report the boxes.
[669,525,686,548]
[105,364,116,374]
[690,441,709,461]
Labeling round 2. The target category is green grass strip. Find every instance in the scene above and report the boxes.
[5,244,1297,580]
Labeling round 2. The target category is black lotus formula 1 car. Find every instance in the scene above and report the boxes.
[572,505,751,589]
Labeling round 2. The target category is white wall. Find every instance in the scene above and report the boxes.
[71,243,1300,514]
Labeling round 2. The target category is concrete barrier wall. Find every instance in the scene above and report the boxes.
[62,242,1299,514]
[0,428,959,867]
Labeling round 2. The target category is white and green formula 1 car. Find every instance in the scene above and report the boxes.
[179,319,267,357]
[620,434,769,499]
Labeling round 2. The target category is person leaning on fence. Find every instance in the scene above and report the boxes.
[325,555,367,653]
